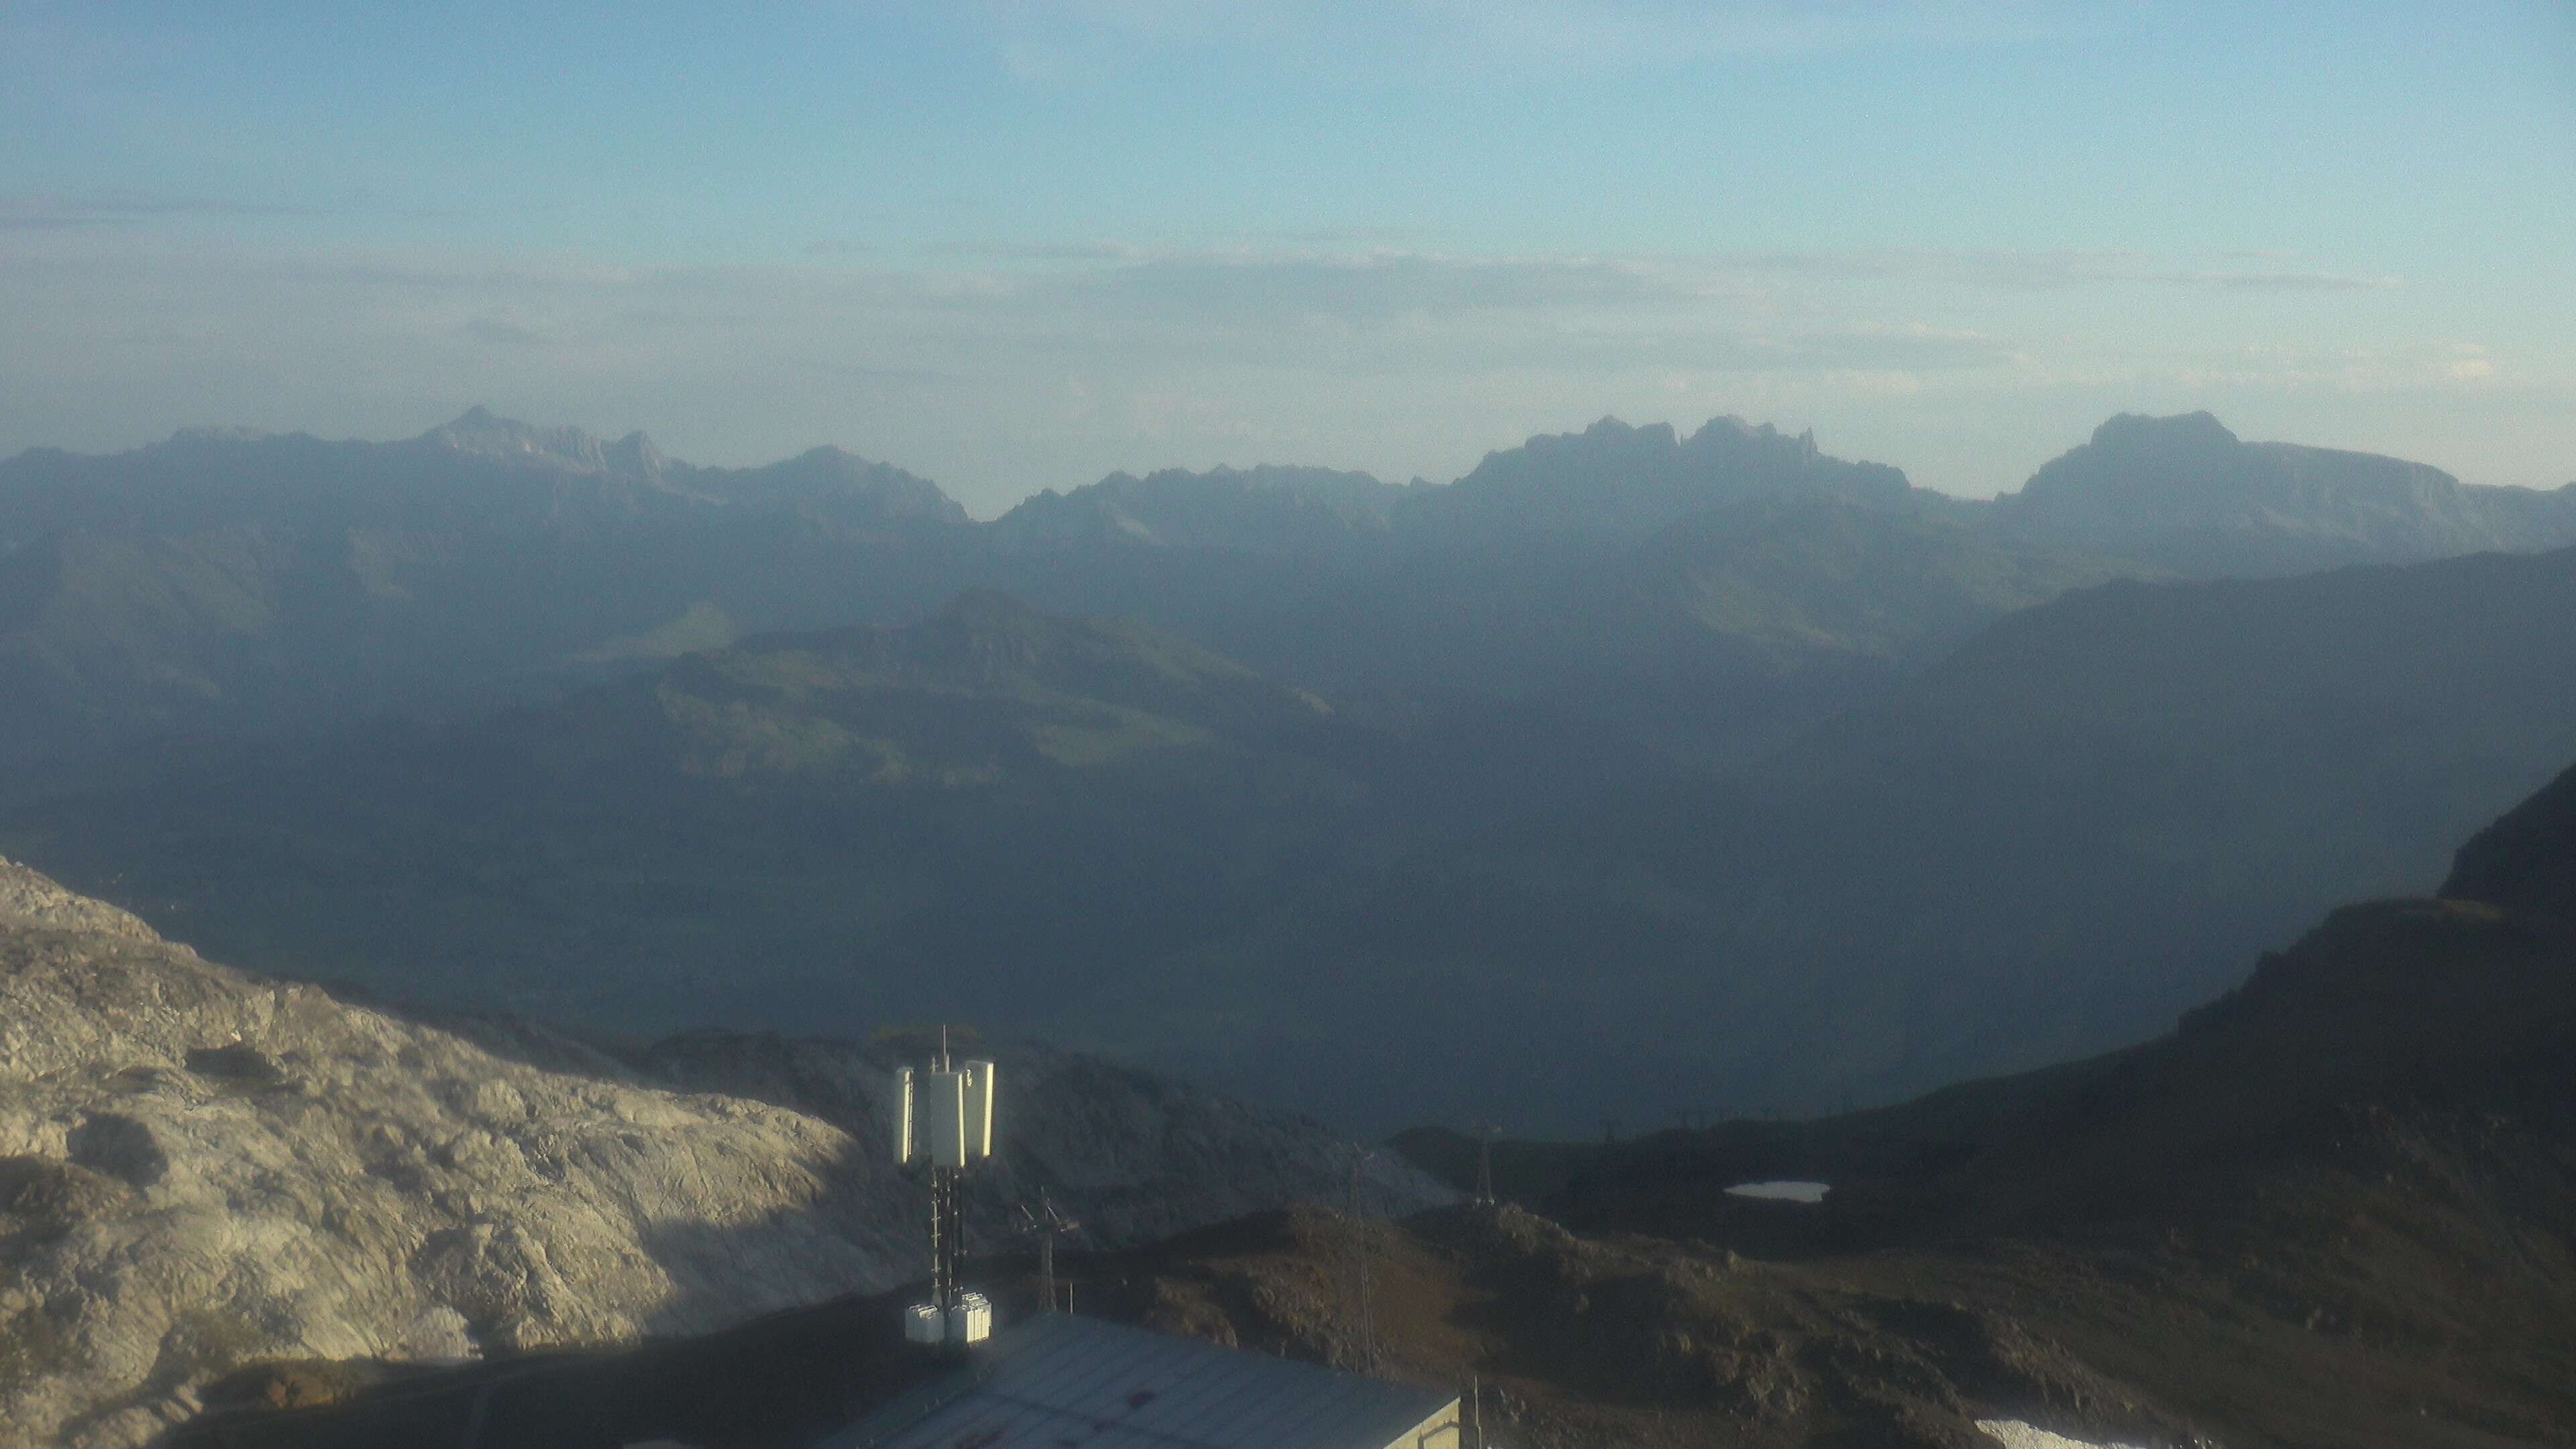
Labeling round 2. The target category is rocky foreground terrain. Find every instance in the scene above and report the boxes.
[0,859,1446,1448]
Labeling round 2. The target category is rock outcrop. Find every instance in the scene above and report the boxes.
[0,858,1446,1448]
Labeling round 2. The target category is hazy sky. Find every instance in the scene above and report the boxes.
[5,1,2571,515]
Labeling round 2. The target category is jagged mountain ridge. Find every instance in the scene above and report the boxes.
[984,417,1942,559]
[1,409,963,544]
[0,856,1448,1448]
[5,406,2565,790]
[1405,414,1945,545]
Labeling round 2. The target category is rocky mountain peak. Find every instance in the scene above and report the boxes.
[2086,409,2243,454]
[690,445,969,525]
[1432,413,1923,547]
[0,855,156,940]
[421,407,650,478]
[1578,415,1677,448]
[603,428,667,477]
[1990,411,2562,575]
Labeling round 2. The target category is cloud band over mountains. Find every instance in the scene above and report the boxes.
[0,221,2550,514]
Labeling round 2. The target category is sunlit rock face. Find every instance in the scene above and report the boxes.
[0,857,1445,1448]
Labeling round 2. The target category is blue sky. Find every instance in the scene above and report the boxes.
[3,1,2570,513]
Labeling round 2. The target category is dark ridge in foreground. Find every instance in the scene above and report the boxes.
[2445,757,2576,922]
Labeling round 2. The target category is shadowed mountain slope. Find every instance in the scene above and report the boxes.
[0,593,1505,1039]
[1354,768,2576,1444]
[1120,543,2576,1134]
[2444,757,2576,922]
[0,414,976,784]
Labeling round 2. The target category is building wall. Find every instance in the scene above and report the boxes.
[1389,1401,1462,1449]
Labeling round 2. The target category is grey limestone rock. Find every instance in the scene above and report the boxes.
[0,857,1448,1447]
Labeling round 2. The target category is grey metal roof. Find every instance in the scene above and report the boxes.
[820,1314,1458,1449]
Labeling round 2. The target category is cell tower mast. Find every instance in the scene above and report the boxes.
[894,1032,998,1346]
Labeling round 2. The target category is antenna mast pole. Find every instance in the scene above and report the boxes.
[930,1163,962,1312]
[1345,1149,1378,1374]
[896,1031,998,1346]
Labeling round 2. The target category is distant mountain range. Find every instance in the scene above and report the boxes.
[2,407,2571,1134]
[7,407,2568,786]
[0,410,977,783]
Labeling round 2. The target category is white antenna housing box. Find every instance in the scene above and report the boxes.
[891,1059,997,1167]
[892,1068,916,1166]
[961,1060,996,1160]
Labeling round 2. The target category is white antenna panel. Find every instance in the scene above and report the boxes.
[892,1067,917,1166]
[922,1069,971,1167]
[961,1060,997,1160]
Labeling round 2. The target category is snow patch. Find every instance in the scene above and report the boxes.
[1976,1419,2147,1449]
[1723,1179,1829,1203]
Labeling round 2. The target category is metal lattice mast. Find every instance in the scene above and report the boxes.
[1346,1149,1378,1374]
[929,1165,963,1311]
[894,1028,999,1344]
[1015,1194,1081,1313]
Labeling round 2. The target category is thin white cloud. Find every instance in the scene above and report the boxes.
[964,0,2108,82]
[0,193,319,229]
[1407,0,2095,64]
[0,231,2553,510]
[1723,248,2397,293]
